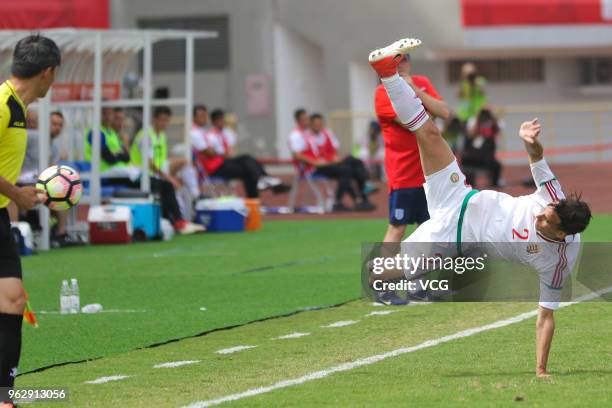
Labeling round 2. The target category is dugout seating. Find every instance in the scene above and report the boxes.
[191,150,237,197]
[286,163,334,213]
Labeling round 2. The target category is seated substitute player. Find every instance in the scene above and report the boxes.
[368,38,591,378]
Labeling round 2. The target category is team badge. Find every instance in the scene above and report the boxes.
[526,244,540,254]
[394,208,405,220]
[450,172,460,183]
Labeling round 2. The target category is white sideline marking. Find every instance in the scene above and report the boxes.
[182,286,612,408]
[154,360,200,369]
[39,309,146,315]
[274,332,311,340]
[84,375,130,384]
[321,320,359,328]
[366,310,397,316]
[216,345,256,355]
[370,302,432,308]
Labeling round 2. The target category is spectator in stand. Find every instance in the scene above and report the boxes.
[461,108,502,187]
[457,62,487,124]
[86,107,202,234]
[289,110,375,212]
[192,108,283,198]
[441,116,464,154]
[375,53,449,243]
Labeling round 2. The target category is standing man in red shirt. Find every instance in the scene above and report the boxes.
[375,54,449,242]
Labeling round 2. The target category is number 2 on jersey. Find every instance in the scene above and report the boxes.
[512,228,529,240]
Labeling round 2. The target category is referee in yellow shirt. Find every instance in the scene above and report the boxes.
[0,35,60,406]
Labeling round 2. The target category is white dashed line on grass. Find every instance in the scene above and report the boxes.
[154,360,201,369]
[84,375,130,385]
[274,332,311,340]
[216,345,256,355]
[182,286,612,408]
[366,310,397,316]
[320,320,359,328]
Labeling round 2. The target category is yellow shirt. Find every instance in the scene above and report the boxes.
[0,80,27,208]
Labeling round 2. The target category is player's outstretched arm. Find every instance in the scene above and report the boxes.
[519,118,544,164]
[519,118,566,200]
[535,306,555,378]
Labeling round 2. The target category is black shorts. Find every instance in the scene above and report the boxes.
[0,208,22,279]
[388,187,430,226]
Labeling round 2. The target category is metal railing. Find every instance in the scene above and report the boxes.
[328,102,612,164]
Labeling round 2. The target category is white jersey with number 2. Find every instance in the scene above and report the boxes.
[463,159,580,309]
[403,159,580,310]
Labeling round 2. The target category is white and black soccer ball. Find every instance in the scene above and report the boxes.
[36,165,83,211]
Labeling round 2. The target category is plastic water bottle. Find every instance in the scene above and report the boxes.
[70,278,80,314]
[60,280,71,315]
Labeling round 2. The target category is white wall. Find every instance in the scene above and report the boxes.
[348,61,378,149]
[273,24,326,159]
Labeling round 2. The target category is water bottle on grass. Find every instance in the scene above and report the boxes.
[70,278,80,314]
[60,280,71,314]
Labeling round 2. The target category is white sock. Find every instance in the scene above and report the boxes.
[381,74,429,131]
[181,165,200,198]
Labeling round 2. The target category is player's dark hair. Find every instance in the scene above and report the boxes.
[554,193,592,235]
[50,111,63,119]
[210,109,225,122]
[294,108,306,121]
[193,104,207,118]
[310,113,323,122]
[154,106,172,118]
[11,34,61,79]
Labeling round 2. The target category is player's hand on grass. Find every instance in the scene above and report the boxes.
[15,186,45,209]
[519,118,541,144]
[536,370,552,379]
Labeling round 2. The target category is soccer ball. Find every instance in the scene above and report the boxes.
[36,165,83,211]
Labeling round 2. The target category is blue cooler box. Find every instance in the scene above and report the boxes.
[195,198,247,232]
[110,197,161,239]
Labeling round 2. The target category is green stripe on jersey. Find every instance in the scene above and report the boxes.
[456,189,479,256]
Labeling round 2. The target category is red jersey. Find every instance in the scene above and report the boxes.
[317,129,338,161]
[198,129,225,175]
[289,128,338,173]
[374,75,442,191]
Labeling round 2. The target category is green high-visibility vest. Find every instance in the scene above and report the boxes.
[130,128,168,173]
[84,127,126,173]
[457,77,487,122]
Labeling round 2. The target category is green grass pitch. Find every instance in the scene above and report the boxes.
[16,215,612,407]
